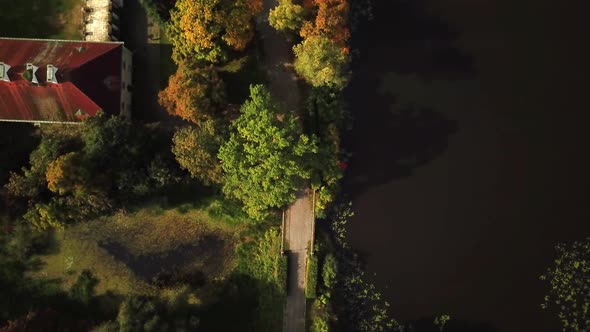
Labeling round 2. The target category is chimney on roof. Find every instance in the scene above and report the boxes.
[0,62,11,82]
[25,63,39,84]
[47,65,59,84]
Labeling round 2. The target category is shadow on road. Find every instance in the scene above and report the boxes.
[119,0,172,122]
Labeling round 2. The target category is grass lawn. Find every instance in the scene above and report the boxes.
[200,226,287,332]
[28,194,286,330]
[30,205,241,296]
[0,0,83,39]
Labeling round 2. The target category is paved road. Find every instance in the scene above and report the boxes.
[255,2,315,332]
[120,0,170,122]
[283,193,314,332]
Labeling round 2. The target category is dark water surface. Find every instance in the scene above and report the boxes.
[344,0,590,331]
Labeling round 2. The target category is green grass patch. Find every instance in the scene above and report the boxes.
[30,207,239,296]
[234,227,287,331]
[306,255,318,299]
[0,0,82,39]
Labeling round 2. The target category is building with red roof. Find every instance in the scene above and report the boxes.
[0,37,132,124]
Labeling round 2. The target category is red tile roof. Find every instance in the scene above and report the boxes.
[0,38,124,123]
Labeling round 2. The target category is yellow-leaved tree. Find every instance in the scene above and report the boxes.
[168,0,262,64]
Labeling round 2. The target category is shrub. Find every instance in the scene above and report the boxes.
[306,255,318,299]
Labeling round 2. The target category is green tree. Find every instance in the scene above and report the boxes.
[92,294,200,332]
[322,254,337,290]
[293,35,349,88]
[117,297,163,332]
[81,113,175,198]
[540,238,590,332]
[117,297,167,332]
[70,270,99,305]
[138,0,175,23]
[172,121,224,186]
[218,85,317,220]
[269,0,306,33]
[310,317,329,332]
[7,113,176,230]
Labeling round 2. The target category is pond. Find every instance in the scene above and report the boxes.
[343,0,590,331]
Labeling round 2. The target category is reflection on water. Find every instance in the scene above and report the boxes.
[344,0,590,331]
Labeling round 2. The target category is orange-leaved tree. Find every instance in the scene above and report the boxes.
[158,61,226,124]
[45,152,89,196]
[300,0,350,47]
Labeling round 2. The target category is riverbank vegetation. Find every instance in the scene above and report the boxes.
[540,238,590,332]
[0,0,448,331]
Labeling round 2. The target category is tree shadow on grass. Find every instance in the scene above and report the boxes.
[99,234,228,286]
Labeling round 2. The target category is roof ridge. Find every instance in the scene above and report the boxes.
[0,36,123,45]
[72,43,122,69]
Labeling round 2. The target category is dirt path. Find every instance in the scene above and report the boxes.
[255,2,314,332]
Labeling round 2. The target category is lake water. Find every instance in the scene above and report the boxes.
[344,0,590,331]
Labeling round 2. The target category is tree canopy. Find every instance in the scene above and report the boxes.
[218,85,317,220]
[269,0,306,34]
[158,62,226,123]
[138,0,175,23]
[300,0,350,47]
[168,0,262,64]
[172,121,225,186]
[293,35,349,88]
[6,114,178,230]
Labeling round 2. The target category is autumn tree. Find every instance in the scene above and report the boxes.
[159,62,226,123]
[172,121,224,186]
[218,85,317,220]
[294,35,349,88]
[222,0,263,50]
[540,238,590,332]
[6,127,80,199]
[269,0,306,34]
[300,0,350,46]
[6,114,178,230]
[168,0,262,64]
[45,152,89,196]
